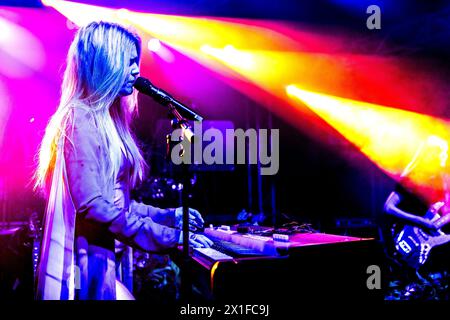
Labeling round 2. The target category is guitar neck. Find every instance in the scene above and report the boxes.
[436,213,450,229]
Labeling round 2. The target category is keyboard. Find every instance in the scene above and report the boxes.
[210,239,265,258]
[193,239,266,262]
[193,247,234,261]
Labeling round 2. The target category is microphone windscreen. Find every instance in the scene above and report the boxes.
[133,77,153,94]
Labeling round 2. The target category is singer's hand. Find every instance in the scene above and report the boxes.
[189,233,213,248]
[178,232,213,248]
[175,207,205,231]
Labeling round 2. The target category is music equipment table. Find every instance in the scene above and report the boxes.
[176,227,386,302]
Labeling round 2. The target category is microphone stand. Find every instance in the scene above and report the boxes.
[165,103,195,302]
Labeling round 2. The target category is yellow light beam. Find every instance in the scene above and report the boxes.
[287,84,450,202]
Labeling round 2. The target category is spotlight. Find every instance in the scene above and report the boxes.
[200,44,254,70]
[116,8,129,20]
[148,38,161,52]
[200,44,212,53]
[40,0,55,6]
[224,45,237,53]
[285,85,297,96]
[0,19,12,43]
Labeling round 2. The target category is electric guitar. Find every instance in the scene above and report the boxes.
[394,202,450,270]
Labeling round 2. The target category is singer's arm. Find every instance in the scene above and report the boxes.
[130,201,177,227]
[130,200,205,231]
[64,109,181,252]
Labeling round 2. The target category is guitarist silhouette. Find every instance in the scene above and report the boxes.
[384,136,450,279]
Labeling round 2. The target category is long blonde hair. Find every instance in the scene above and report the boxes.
[35,21,146,193]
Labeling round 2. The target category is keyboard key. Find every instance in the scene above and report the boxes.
[211,239,265,257]
[194,247,234,261]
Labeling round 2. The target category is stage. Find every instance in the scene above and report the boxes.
[1,0,450,309]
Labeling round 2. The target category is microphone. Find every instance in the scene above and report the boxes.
[133,77,204,122]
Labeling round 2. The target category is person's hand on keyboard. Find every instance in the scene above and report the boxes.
[189,233,214,248]
[175,207,205,231]
[178,231,213,248]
